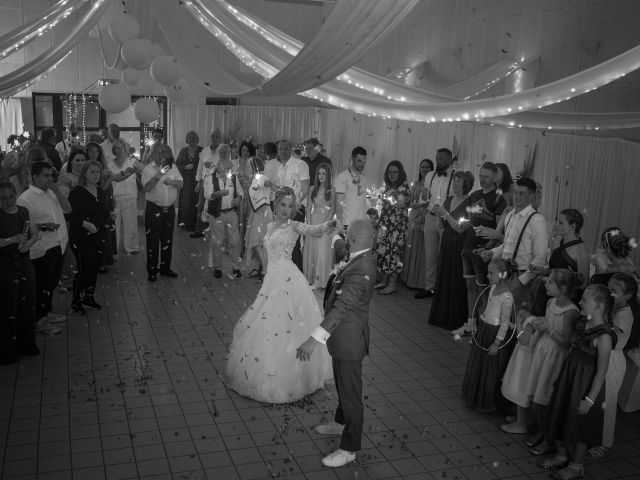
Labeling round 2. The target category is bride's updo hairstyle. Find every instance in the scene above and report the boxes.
[273,186,297,217]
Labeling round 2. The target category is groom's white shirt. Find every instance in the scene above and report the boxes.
[310,248,370,345]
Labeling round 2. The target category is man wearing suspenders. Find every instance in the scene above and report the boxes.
[481,177,548,314]
[416,148,455,299]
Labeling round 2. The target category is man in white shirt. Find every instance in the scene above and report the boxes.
[275,139,309,272]
[335,147,371,231]
[17,161,71,334]
[192,129,222,238]
[101,123,133,164]
[203,145,243,278]
[482,177,549,314]
[416,147,455,299]
[141,145,183,281]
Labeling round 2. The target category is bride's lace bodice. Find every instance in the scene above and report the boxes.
[264,220,327,261]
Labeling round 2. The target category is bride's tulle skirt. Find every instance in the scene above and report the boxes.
[225,258,333,404]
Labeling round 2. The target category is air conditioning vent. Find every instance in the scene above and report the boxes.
[206,97,238,106]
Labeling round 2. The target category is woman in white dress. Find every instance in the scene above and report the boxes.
[226,187,334,404]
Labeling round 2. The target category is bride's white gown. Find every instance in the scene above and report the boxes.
[225,220,333,404]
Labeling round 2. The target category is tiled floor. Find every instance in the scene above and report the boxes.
[1,225,640,480]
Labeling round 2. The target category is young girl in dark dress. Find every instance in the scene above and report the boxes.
[539,284,616,480]
[462,257,517,411]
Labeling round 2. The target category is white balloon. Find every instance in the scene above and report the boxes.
[121,68,141,87]
[134,98,160,124]
[164,78,190,103]
[148,44,165,61]
[150,56,181,86]
[108,13,140,45]
[120,38,152,69]
[98,84,131,114]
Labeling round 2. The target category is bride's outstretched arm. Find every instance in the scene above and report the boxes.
[296,220,337,238]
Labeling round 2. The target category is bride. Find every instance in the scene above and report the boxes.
[226,186,335,403]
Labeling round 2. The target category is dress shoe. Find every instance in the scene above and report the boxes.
[414,289,434,299]
[148,274,158,282]
[232,269,241,278]
[71,301,86,315]
[321,449,356,468]
[160,269,178,278]
[82,297,102,311]
[315,422,345,435]
[451,324,472,336]
[190,232,205,238]
[213,269,222,278]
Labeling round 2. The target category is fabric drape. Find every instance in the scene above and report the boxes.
[0,0,86,60]
[0,99,23,151]
[0,0,109,99]
[188,0,418,96]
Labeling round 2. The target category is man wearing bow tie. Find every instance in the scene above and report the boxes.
[416,148,455,299]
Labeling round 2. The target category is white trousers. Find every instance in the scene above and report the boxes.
[209,210,242,270]
[114,195,140,253]
[422,212,443,290]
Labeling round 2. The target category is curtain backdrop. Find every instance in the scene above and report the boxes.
[0,99,23,151]
[169,104,640,265]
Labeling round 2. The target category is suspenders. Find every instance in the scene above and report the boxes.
[506,210,539,261]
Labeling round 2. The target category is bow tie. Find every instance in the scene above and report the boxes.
[436,171,448,177]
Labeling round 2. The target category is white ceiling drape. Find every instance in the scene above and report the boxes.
[0,0,109,99]
[180,0,640,129]
[0,0,86,60]
[188,0,418,96]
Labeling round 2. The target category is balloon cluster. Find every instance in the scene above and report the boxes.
[98,12,191,120]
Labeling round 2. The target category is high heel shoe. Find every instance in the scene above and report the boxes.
[525,434,543,448]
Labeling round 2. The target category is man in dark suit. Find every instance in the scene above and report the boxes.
[302,137,331,187]
[296,219,377,468]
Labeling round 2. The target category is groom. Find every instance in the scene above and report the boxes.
[296,220,377,468]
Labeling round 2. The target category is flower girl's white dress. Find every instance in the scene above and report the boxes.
[226,220,333,403]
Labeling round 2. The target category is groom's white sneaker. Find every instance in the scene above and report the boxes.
[315,422,345,435]
[322,449,356,467]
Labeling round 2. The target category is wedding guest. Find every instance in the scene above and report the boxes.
[57,147,85,201]
[263,142,280,203]
[416,148,455,299]
[520,269,580,447]
[335,146,370,230]
[588,273,638,459]
[142,145,182,281]
[176,131,202,232]
[528,209,590,290]
[462,257,517,412]
[68,161,110,313]
[401,159,433,289]
[482,178,549,315]
[366,208,379,251]
[244,164,272,279]
[0,181,40,364]
[374,161,410,295]
[302,137,331,186]
[17,161,71,334]
[454,162,507,336]
[429,171,474,330]
[304,162,335,289]
[141,128,165,165]
[100,123,132,164]
[87,142,115,271]
[55,127,71,163]
[193,129,221,238]
[591,227,637,279]
[204,145,243,279]
[236,141,259,255]
[540,285,615,480]
[108,140,141,254]
[276,139,310,272]
[36,128,62,173]
[496,163,515,207]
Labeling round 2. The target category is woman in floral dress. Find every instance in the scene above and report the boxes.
[374,160,410,295]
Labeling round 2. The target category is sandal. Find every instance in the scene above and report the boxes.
[587,445,607,460]
[247,269,261,278]
[537,455,568,470]
[530,440,555,456]
[551,463,584,480]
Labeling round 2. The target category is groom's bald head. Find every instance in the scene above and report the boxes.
[347,219,374,251]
